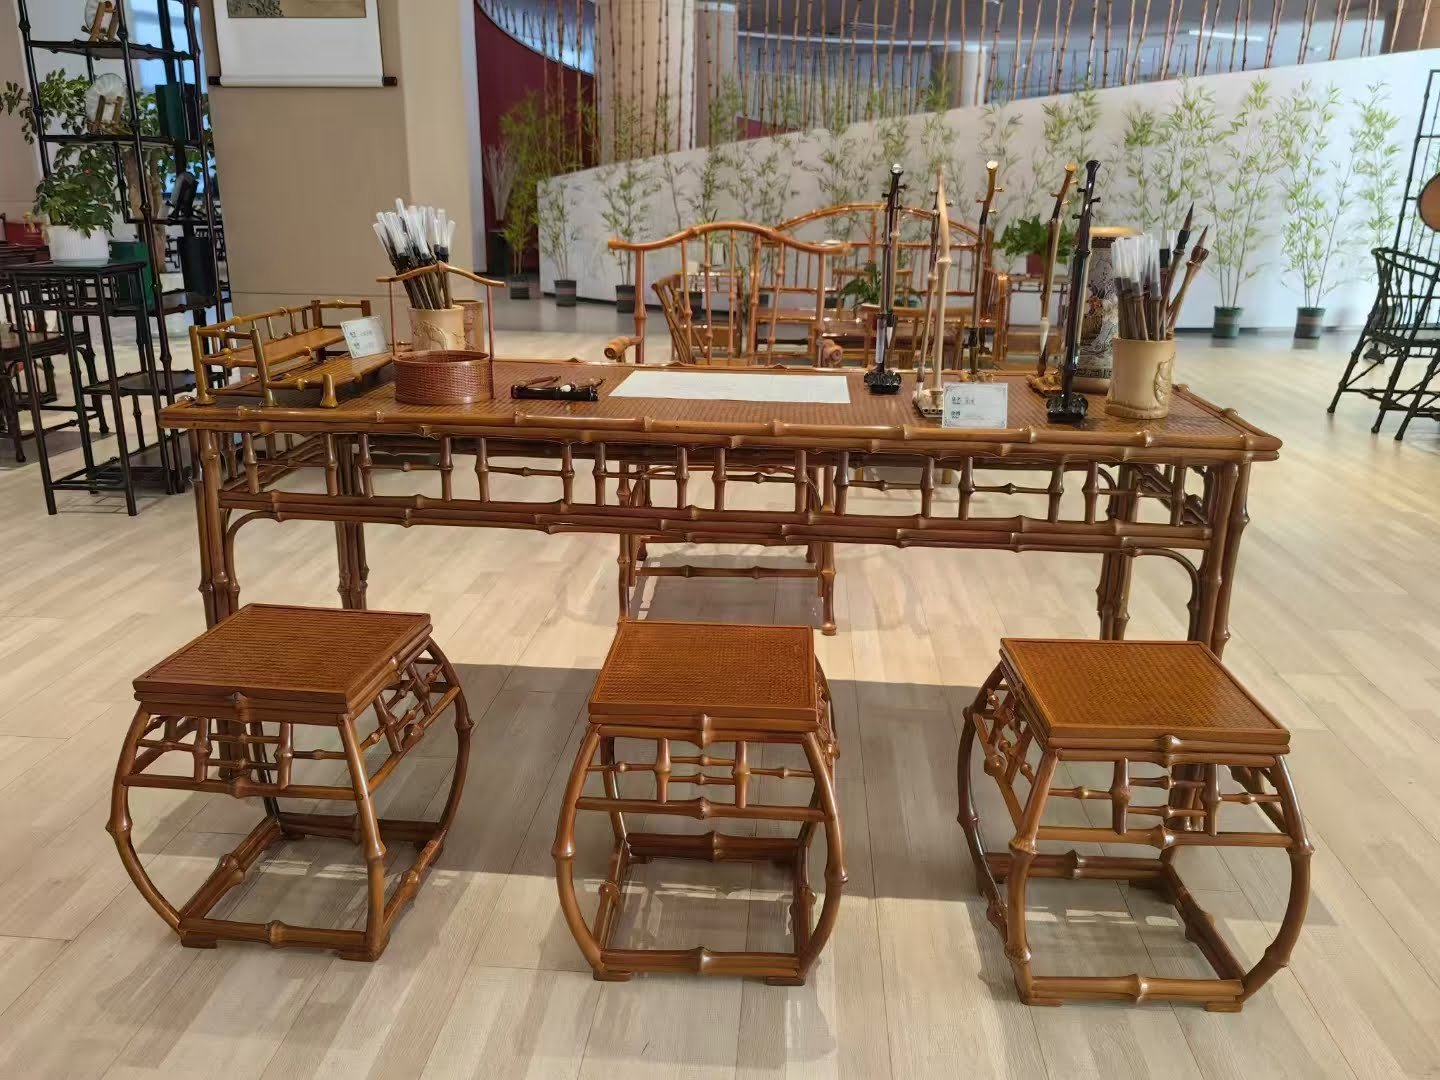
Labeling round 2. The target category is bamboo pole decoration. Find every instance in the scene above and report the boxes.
[1123,0,1137,87]
[1388,0,1407,50]
[653,0,664,152]
[1194,0,1210,72]
[574,0,582,163]
[1131,0,1153,82]
[1202,0,1224,71]
[1229,0,1243,70]
[1102,0,1114,86]
[1417,0,1432,48]
[974,0,988,105]
[903,0,916,113]
[1328,0,1349,59]
[886,0,899,116]
[1298,0,1318,60]
[791,0,802,128]
[804,0,815,128]
[1026,0,1045,95]
[1057,0,1078,93]
[1087,0,1100,87]
[1265,0,1284,67]
[847,0,859,124]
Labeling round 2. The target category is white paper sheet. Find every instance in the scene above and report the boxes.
[610,370,851,405]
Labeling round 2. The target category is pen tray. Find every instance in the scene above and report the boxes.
[511,382,600,402]
[393,349,491,405]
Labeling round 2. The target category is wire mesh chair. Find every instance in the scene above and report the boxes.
[1327,248,1440,438]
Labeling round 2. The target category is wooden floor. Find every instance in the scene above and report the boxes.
[1,306,1438,1079]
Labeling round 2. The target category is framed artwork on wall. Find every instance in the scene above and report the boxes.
[211,0,383,86]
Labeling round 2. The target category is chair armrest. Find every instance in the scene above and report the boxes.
[605,335,643,361]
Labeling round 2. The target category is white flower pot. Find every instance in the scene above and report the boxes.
[46,225,110,262]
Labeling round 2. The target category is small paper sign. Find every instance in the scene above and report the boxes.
[942,382,1009,429]
[342,316,387,359]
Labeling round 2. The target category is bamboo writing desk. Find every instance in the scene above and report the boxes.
[160,360,1280,650]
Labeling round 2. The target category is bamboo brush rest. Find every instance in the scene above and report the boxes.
[1106,337,1176,420]
[408,306,466,352]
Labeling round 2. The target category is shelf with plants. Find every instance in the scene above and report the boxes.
[3,0,226,504]
[26,39,191,63]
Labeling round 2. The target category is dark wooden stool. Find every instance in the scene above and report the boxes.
[108,604,472,961]
[960,639,1311,1011]
[553,620,844,984]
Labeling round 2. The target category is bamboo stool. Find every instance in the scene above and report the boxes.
[108,604,472,961]
[959,639,1311,1011]
[553,620,844,984]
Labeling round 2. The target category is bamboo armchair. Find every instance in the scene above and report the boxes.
[189,299,372,408]
[604,222,851,366]
[773,196,1006,370]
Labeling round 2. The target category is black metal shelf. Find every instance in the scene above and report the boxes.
[43,132,205,151]
[26,39,191,63]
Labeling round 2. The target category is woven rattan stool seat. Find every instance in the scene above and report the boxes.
[591,620,819,724]
[555,619,844,984]
[110,604,472,961]
[960,638,1311,1012]
[134,604,431,712]
[1000,639,1289,750]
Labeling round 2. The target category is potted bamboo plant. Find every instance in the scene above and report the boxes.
[599,97,660,312]
[1276,83,1351,345]
[539,178,579,306]
[2,74,118,261]
[1197,80,1284,340]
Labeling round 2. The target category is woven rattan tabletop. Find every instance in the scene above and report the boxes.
[1000,639,1289,749]
[161,359,1281,457]
[134,604,432,710]
[590,620,819,723]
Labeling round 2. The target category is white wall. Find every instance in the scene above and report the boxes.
[543,48,1440,329]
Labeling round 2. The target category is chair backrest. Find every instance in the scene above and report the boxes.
[1369,248,1440,344]
[773,202,982,311]
[609,222,851,366]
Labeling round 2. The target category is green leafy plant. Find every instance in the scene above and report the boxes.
[502,90,579,278]
[686,77,745,224]
[1,72,120,235]
[1351,82,1403,272]
[1028,86,1099,219]
[1275,82,1354,308]
[997,215,1075,261]
[598,97,660,285]
[836,262,882,309]
[1197,79,1285,309]
[977,101,1023,223]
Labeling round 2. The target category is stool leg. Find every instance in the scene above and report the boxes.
[957,700,1007,933]
[338,717,389,961]
[1005,752,1060,1006]
[783,730,846,985]
[108,708,182,933]
[553,728,629,981]
[427,640,475,856]
[1238,758,1313,1006]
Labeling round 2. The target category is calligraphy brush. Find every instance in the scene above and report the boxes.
[1164,202,1195,299]
[1165,225,1209,335]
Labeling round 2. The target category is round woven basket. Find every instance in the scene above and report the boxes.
[393,350,492,405]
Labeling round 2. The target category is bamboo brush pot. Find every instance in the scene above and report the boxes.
[1105,337,1176,420]
[408,306,466,352]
